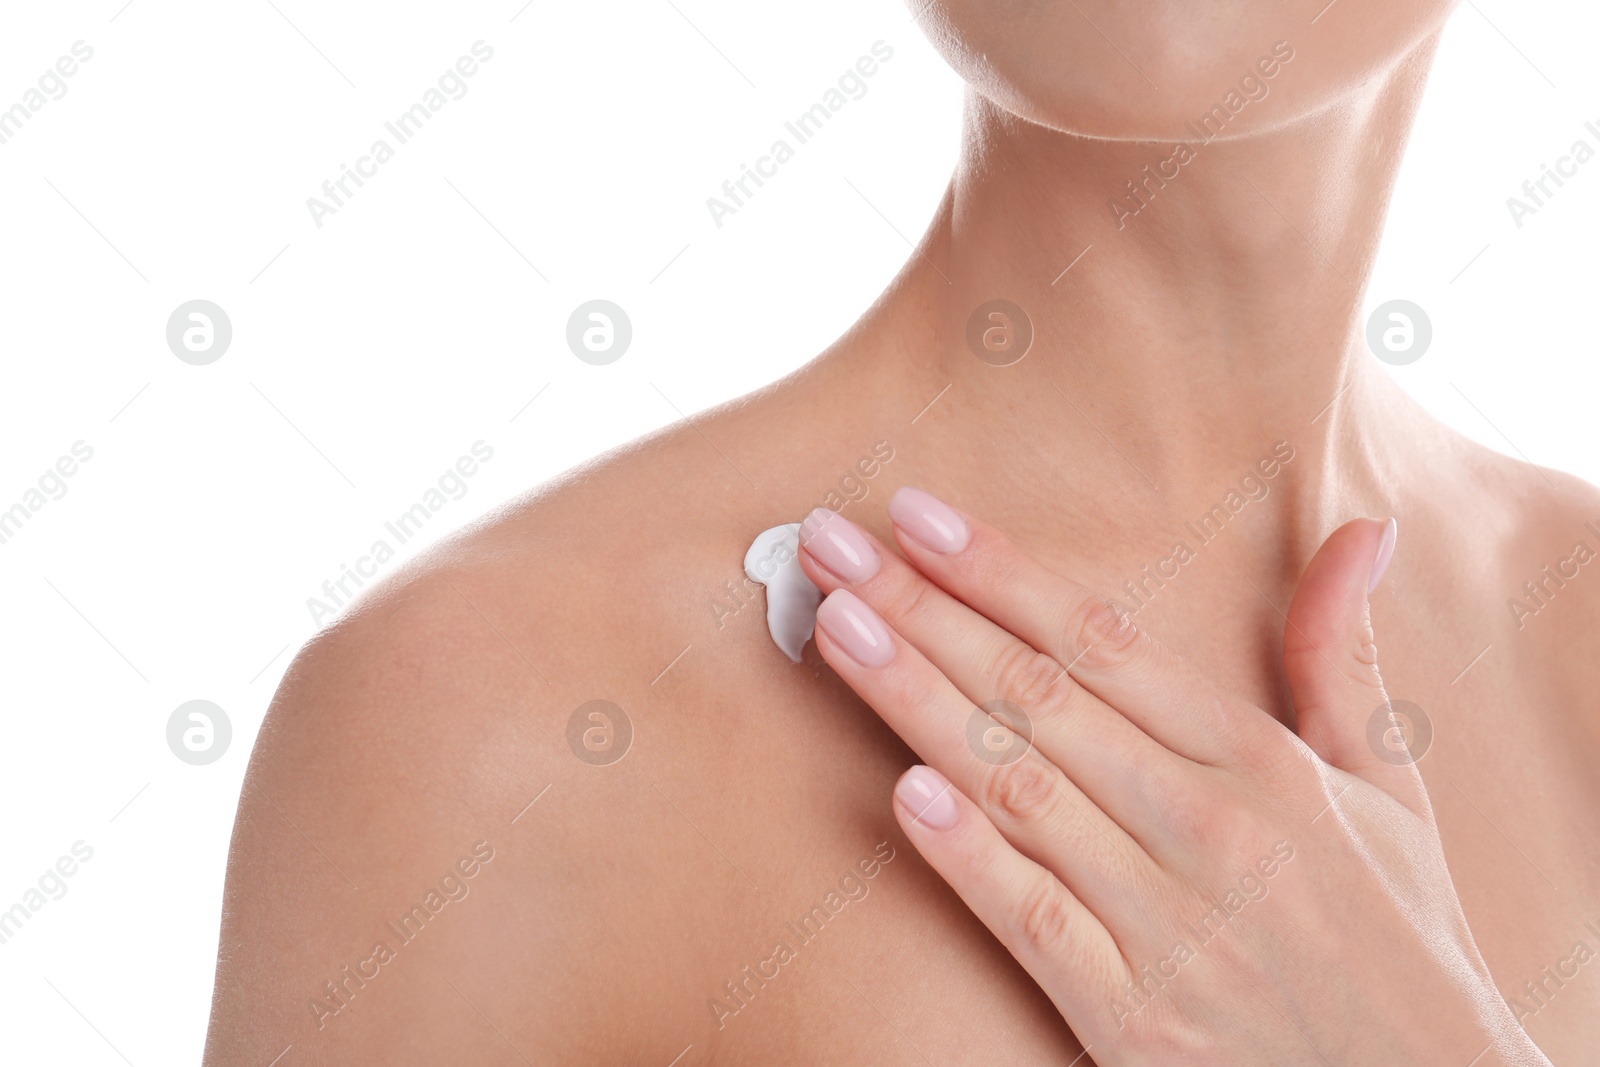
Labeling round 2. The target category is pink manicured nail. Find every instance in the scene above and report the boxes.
[815,589,897,668]
[1368,517,1398,594]
[800,508,880,583]
[896,766,959,830]
[889,487,970,555]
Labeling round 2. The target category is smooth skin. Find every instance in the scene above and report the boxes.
[204,3,1600,1064]
[800,494,1547,1065]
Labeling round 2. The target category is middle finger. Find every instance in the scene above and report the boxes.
[800,507,1199,857]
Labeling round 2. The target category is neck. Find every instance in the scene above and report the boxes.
[844,33,1442,559]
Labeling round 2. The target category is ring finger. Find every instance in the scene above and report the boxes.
[810,585,1158,924]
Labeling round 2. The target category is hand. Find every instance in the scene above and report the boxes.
[796,488,1547,1066]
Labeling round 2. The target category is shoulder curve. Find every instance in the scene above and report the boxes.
[208,402,809,1063]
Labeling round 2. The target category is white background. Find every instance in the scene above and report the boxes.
[0,1,1596,1062]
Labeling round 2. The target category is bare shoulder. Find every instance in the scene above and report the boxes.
[1482,453,1600,698]
[1397,411,1600,702]
[1455,432,1600,631]
[204,382,907,1065]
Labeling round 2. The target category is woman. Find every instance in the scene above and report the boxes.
[204,1,1597,1062]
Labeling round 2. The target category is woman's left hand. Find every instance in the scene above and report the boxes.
[796,488,1548,1066]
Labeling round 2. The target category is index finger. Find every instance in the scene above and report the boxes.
[886,487,1280,767]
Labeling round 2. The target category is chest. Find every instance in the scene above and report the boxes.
[666,594,1600,1064]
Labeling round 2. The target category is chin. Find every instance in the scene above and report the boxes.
[911,0,1459,140]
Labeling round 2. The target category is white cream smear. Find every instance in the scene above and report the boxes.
[744,523,822,663]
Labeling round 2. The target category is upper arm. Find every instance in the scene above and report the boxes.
[201,572,648,1065]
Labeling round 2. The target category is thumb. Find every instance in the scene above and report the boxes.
[1283,517,1426,807]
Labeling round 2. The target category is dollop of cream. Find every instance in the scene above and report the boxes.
[744,523,821,663]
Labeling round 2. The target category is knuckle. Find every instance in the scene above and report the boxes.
[1285,607,1387,694]
[1224,716,1328,805]
[1186,798,1271,864]
[987,641,1068,709]
[878,570,936,628]
[1353,613,1381,671]
[980,756,1059,825]
[1136,754,1200,821]
[1349,636,1386,692]
[1334,609,1388,694]
[1119,1019,1208,1063]
[1066,597,1141,669]
[1156,772,1274,862]
[1018,877,1076,954]
[1229,717,1302,774]
[883,659,950,726]
[1261,735,1329,807]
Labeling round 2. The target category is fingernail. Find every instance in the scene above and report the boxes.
[1368,517,1398,594]
[889,487,970,555]
[896,766,959,831]
[800,508,880,583]
[815,589,897,668]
